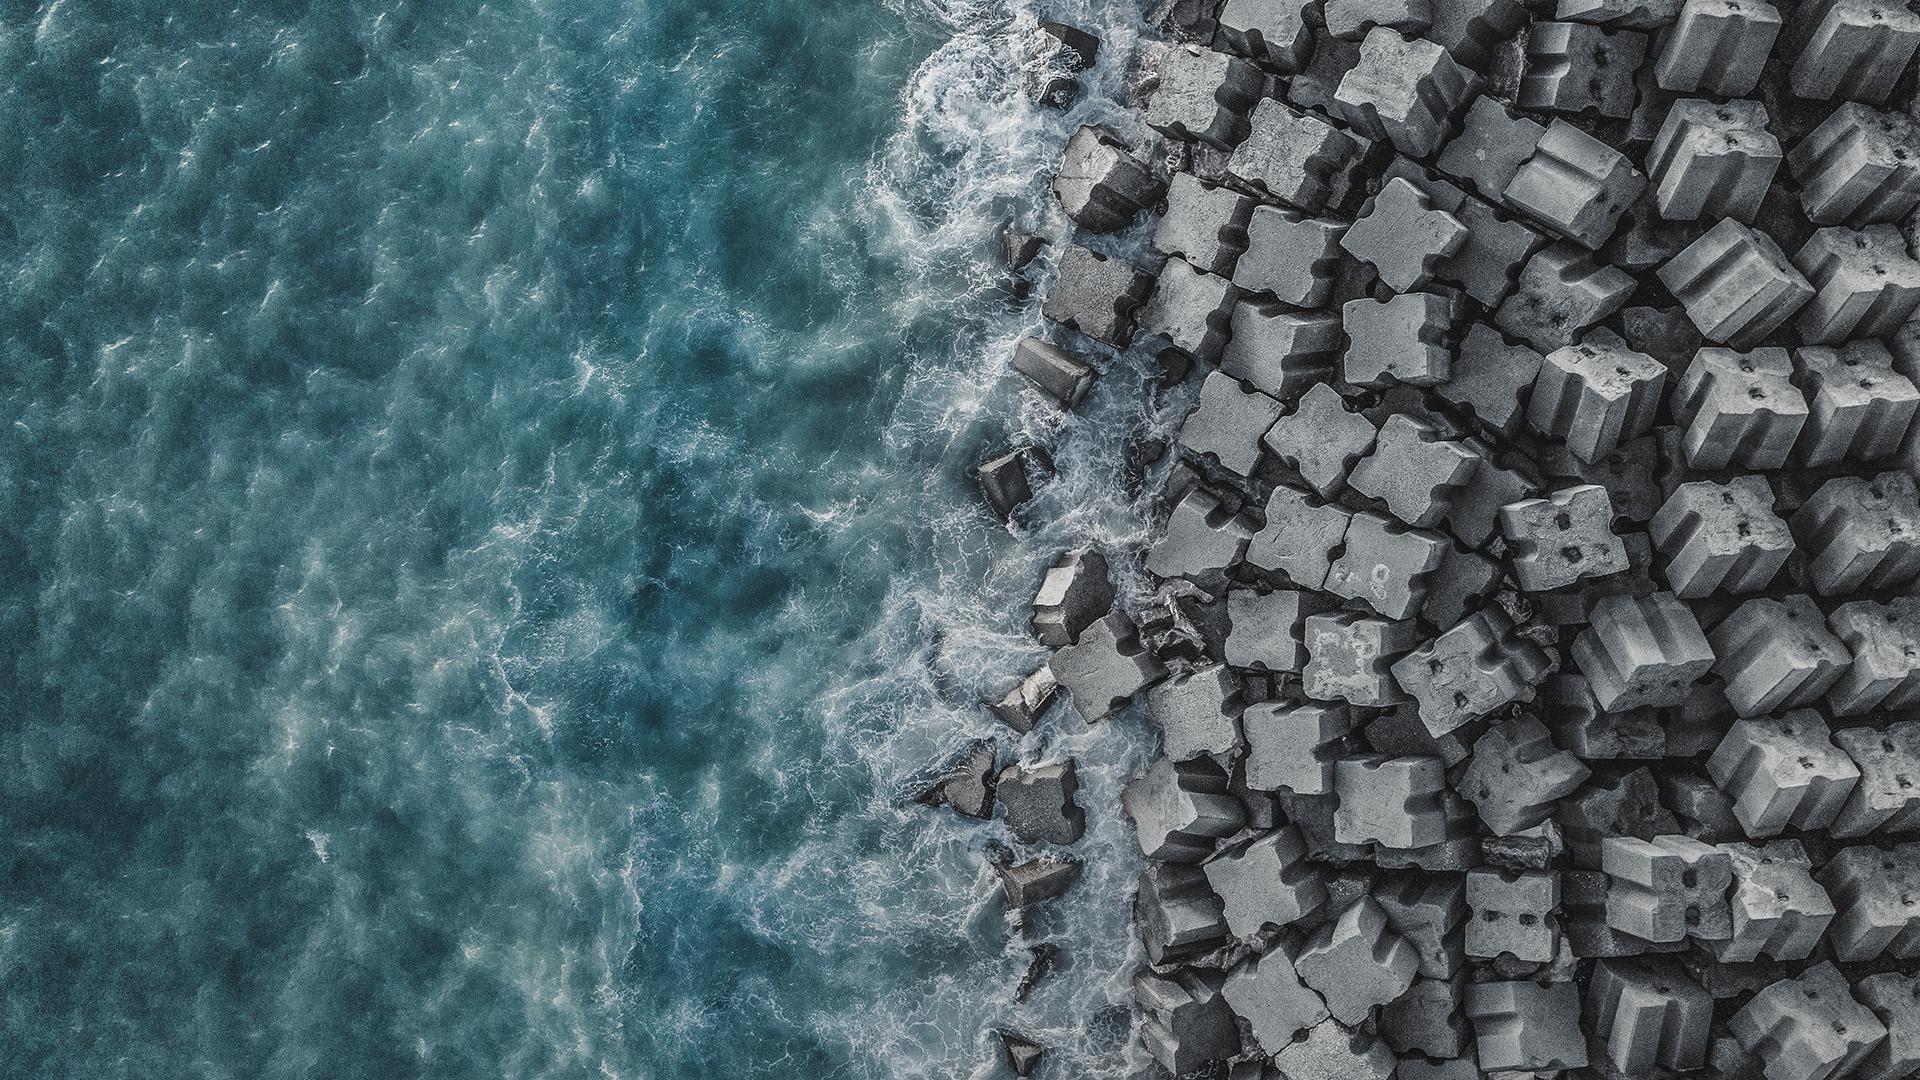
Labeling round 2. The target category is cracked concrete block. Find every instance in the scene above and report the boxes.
[1558,767,1682,868]
[1205,826,1328,937]
[1125,755,1244,863]
[1138,861,1230,964]
[1505,121,1646,249]
[1495,242,1634,351]
[1528,334,1667,464]
[1324,513,1447,623]
[1659,218,1815,349]
[1271,1018,1397,1080]
[1467,867,1560,962]
[1709,710,1860,837]
[1573,591,1714,711]
[1520,21,1648,118]
[1832,722,1920,837]
[1822,843,1920,963]
[1436,323,1542,438]
[1246,485,1350,589]
[1051,125,1164,233]
[1790,470,1920,595]
[1789,338,1912,465]
[1214,0,1315,70]
[1052,609,1170,722]
[1151,663,1244,761]
[1332,754,1450,849]
[1378,975,1466,1059]
[1587,957,1712,1074]
[1304,611,1419,706]
[1603,834,1732,942]
[1829,600,1920,716]
[1787,102,1920,226]
[997,759,1085,845]
[1650,475,1793,599]
[1648,98,1781,223]
[1243,701,1351,797]
[1714,840,1835,963]
[1391,610,1551,739]
[1856,972,1920,1080]
[1232,204,1345,307]
[1043,244,1156,348]
[1657,0,1780,95]
[1340,178,1467,294]
[1262,382,1376,498]
[1144,45,1266,148]
[1225,588,1329,673]
[1222,947,1329,1056]
[1324,0,1429,40]
[1333,27,1474,160]
[1140,256,1242,363]
[1793,225,1920,344]
[1030,547,1113,647]
[1374,871,1467,979]
[1343,291,1453,387]
[1500,485,1629,592]
[1220,298,1341,399]
[1009,336,1096,410]
[1729,961,1888,1080]
[1709,597,1852,718]
[1148,486,1257,583]
[1179,370,1282,476]
[1542,673,1665,759]
[1296,896,1420,1025]
[987,665,1058,735]
[1465,979,1589,1072]
[1788,0,1920,106]
[1136,967,1242,1075]
[1436,96,1546,202]
[1154,173,1257,278]
[1346,414,1478,529]
[1460,715,1591,835]
[1670,346,1809,470]
[1228,98,1366,211]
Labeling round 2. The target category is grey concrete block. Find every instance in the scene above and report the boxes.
[1219,298,1341,398]
[1030,547,1113,647]
[1339,177,1467,294]
[1656,0,1780,96]
[1148,485,1257,582]
[1043,243,1156,348]
[1787,102,1920,226]
[1670,346,1808,470]
[1332,754,1450,849]
[1602,833,1732,943]
[1124,755,1245,862]
[1520,21,1648,118]
[1178,370,1282,476]
[1708,596,1852,718]
[1466,867,1560,962]
[1222,947,1329,1055]
[1828,601,1920,717]
[987,665,1058,734]
[1051,125,1164,232]
[1650,475,1793,599]
[1648,98,1780,222]
[1214,0,1316,70]
[1788,0,1920,106]
[1459,715,1591,835]
[1728,961,1887,1080]
[1262,381,1376,498]
[1052,609,1170,722]
[1243,700,1351,796]
[1324,511,1448,622]
[1503,119,1647,249]
[1232,204,1345,307]
[1436,96,1546,202]
[1324,0,1430,40]
[997,854,1081,909]
[1136,966,1242,1075]
[1228,97,1365,211]
[1572,591,1714,711]
[1144,44,1266,148]
[1465,979,1588,1072]
[1708,710,1860,837]
[1138,861,1230,964]
[1205,826,1328,937]
[1296,896,1420,1025]
[1333,27,1474,159]
[1390,610,1551,739]
[1436,322,1542,437]
[996,758,1085,845]
[1245,484,1351,589]
[1793,225,1920,344]
[1500,484,1629,592]
[1528,333,1667,464]
[1586,957,1713,1074]
[1150,662,1243,761]
[1660,218,1815,348]
[1008,336,1096,409]
[1790,470,1920,595]
[1495,242,1634,350]
[1303,611,1419,706]
[1139,256,1241,363]
[1154,172,1258,277]
[1712,840,1834,963]
[1343,291,1453,386]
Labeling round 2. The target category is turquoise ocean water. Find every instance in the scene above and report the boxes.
[0,1,1185,1076]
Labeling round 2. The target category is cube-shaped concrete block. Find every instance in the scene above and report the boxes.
[1323,511,1447,623]
[1503,120,1646,249]
[1714,840,1835,963]
[1009,336,1097,410]
[1794,226,1920,344]
[1343,291,1452,387]
[1228,97,1366,211]
[1465,980,1589,1073]
[1332,754,1449,849]
[1153,172,1257,277]
[1150,663,1245,762]
[1436,96,1546,201]
[1647,98,1781,222]
[1790,471,1920,595]
[1271,1017,1398,1080]
[1220,298,1341,399]
[1832,721,1920,838]
[1543,673,1667,759]
[1233,204,1345,307]
[1519,21,1647,118]
[1602,834,1733,943]
[1324,0,1430,40]
[1650,475,1793,598]
[1709,597,1850,717]
[1304,611,1419,706]
[1427,0,1529,70]
[1222,947,1329,1057]
[1042,243,1156,348]
[1670,346,1809,470]
[1138,861,1229,966]
[1029,547,1113,648]
[1340,177,1467,293]
[1262,382,1377,498]
[1296,896,1420,1025]
[1829,600,1920,716]
[1123,755,1245,862]
[1572,592,1715,711]
[1563,867,1689,957]
[996,759,1085,845]
[1787,102,1920,227]
[1658,218,1815,349]
[1788,0,1920,106]
[1052,609,1170,722]
[1333,27,1473,159]
[1179,370,1283,477]
[1144,44,1266,148]
[1500,484,1629,591]
[1246,485,1352,590]
[1205,827,1328,937]
[1820,844,1920,963]
[1563,770,1685,867]
[1137,966,1243,1075]
[1140,256,1242,364]
[1855,971,1920,1080]
[1378,975,1467,1060]
[1729,962,1888,1080]
[1214,0,1316,70]
[1708,710,1861,837]
[1051,125,1164,232]
[1347,413,1479,529]
[1244,700,1353,796]
[1225,587,1329,673]
[1459,715,1591,835]
[1466,867,1560,962]
[1437,322,1542,437]
[1656,0,1781,96]
[1390,610,1551,740]
[1495,242,1634,351]
[1587,957,1713,1074]
[1791,341,1920,467]
[1147,486,1256,583]
[1375,870,1467,979]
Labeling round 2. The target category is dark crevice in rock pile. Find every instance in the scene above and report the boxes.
[946,0,1920,1076]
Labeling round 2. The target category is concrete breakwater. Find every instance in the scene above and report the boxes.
[920,2,1920,1078]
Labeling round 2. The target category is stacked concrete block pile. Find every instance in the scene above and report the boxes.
[947,0,1920,1074]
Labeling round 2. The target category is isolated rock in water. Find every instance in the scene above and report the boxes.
[986,666,1058,735]
[996,759,1085,845]
[912,740,998,819]
[996,855,1081,909]
[1022,21,1099,108]
[999,1029,1045,1077]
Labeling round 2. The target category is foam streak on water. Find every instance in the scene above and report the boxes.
[0,1,1175,1077]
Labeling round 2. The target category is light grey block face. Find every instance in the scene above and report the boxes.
[953,11,1920,1077]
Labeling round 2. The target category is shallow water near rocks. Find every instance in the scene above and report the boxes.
[0,1,1180,1076]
